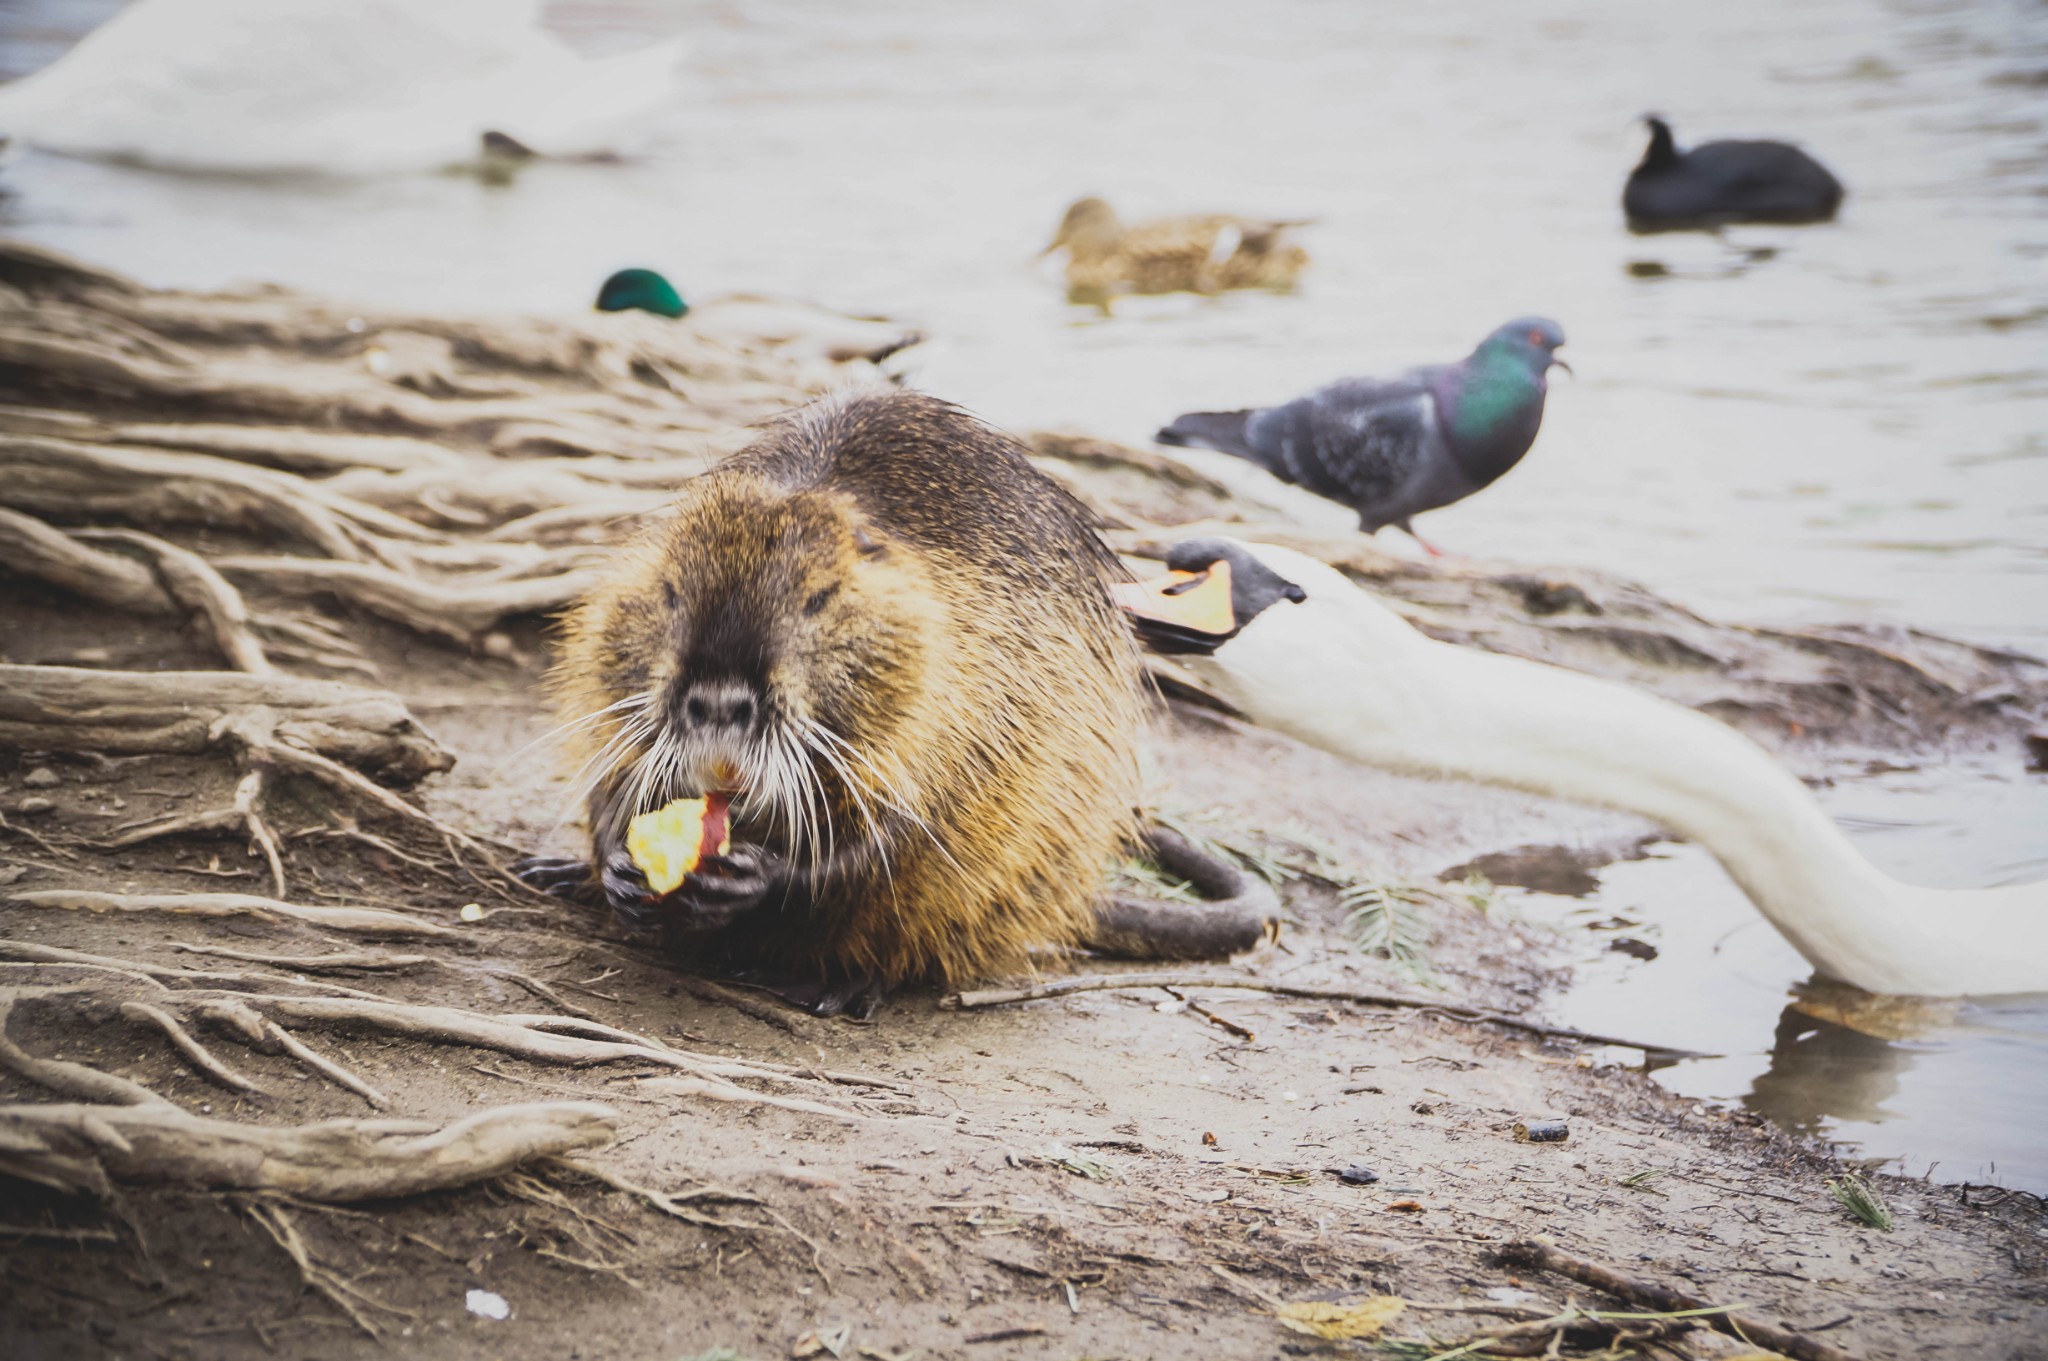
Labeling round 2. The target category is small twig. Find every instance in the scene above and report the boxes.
[1490,1240,1866,1361]
[949,972,1708,1057]
[1163,985,1253,1041]
[1663,1169,1801,1204]
[963,1324,1047,1344]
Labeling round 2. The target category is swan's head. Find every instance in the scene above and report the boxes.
[596,268,689,319]
[1114,539,1306,655]
[1117,538,1432,725]
[1116,538,1422,653]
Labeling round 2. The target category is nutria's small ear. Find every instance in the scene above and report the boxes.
[852,525,888,558]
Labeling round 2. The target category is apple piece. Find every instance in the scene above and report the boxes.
[626,793,734,896]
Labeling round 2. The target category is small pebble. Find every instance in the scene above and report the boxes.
[459,902,485,923]
[1337,1164,1381,1185]
[16,797,54,816]
[482,632,516,659]
[464,1289,510,1321]
[1514,1119,1570,1143]
[22,767,59,789]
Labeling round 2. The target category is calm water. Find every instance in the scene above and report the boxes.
[1516,755,2048,1191]
[2,0,2044,1186]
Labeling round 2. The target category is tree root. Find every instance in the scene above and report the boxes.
[76,528,274,675]
[0,665,451,787]
[0,665,507,893]
[548,1156,768,1231]
[236,993,864,1104]
[6,889,458,939]
[244,1198,411,1337]
[210,553,598,648]
[0,1098,617,1201]
[171,943,431,972]
[118,999,269,1097]
[632,1077,862,1124]
[0,509,277,674]
[0,995,163,1106]
[0,432,427,567]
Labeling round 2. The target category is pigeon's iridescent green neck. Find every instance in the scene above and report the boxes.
[1446,339,1546,443]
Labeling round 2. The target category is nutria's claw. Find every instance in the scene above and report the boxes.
[665,846,780,933]
[599,846,663,934]
[513,854,600,902]
[771,974,886,1020]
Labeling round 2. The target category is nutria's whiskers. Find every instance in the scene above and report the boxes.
[804,720,963,878]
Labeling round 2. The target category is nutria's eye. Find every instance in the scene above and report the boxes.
[805,584,839,616]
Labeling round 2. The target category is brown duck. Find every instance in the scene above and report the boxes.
[1042,196,1310,309]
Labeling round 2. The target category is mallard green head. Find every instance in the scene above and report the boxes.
[596,268,688,319]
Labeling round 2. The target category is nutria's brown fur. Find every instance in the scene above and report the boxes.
[545,389,1142,999]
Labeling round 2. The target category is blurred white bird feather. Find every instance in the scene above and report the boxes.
[0,0,686,174]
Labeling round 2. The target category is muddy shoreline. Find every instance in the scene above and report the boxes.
[1,246,2044,1359]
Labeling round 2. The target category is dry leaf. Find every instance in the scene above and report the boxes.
[791,1324,851,1359]
[1273,1296,1407,1340]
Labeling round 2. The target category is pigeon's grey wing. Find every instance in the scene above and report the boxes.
[1243,374,1441,523]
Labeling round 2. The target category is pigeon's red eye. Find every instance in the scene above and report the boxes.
[1527,329,1546,345]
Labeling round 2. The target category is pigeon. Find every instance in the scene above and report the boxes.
[1624,116,1845,232]
[1042,197,1311,310]
[1155,318,1568,556]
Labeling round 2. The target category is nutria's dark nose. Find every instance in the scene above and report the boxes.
[679,679,757,734]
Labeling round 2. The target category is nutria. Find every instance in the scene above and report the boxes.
[517,390,1151,1015]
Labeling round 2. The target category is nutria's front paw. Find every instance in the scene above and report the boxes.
[664,845,781,934]
[599,845,665,936]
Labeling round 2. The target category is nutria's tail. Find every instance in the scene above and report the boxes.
[1156,409,1258,461]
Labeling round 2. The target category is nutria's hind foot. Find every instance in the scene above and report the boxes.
[1087,824,1279,961]
[731,970,887,1021]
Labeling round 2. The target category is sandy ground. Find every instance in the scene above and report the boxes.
[2,247,2045,1360]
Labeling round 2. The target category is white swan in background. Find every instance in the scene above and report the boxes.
[1118,538,2048,997]
[0,0,686,175]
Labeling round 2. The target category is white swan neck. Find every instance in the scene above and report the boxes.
[1196,592,2048,997]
